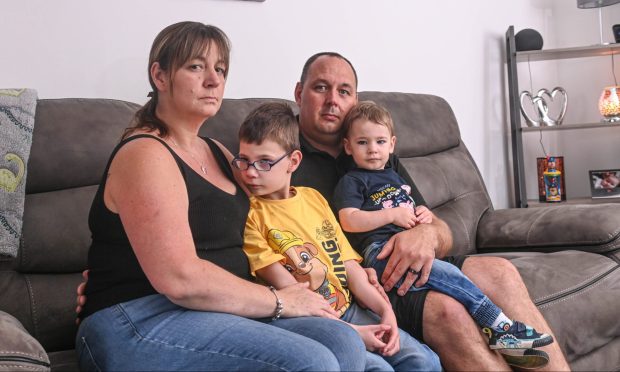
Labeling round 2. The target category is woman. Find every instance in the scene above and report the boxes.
[76,21,366,371]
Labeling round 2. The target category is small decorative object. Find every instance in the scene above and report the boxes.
[520,87,568,127]
[613,24,620,43]
[543,157,563,202]
[515,29,544,51]
[589,169,620,198]
[598,86,620,121]
[537,157,567,202]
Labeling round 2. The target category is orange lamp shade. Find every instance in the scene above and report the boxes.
[598,86,620,122]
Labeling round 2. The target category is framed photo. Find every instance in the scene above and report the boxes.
[589,169,620,198]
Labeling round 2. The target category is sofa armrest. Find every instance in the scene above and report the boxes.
[476,203,620,254]
[0,311,50,371]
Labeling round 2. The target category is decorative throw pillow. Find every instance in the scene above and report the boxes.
[0,310,50,371]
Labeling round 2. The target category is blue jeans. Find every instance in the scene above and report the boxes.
[341,303,441,371]
[365,239,501,328]
[76,294,366,371]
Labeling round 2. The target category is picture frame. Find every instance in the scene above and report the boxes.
[589,169,620,198]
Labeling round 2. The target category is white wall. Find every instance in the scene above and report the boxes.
[2,0,618,208]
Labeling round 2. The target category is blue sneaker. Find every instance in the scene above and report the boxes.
[485,321,554,350]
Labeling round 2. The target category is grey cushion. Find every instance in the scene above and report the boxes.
[0,310,50,371]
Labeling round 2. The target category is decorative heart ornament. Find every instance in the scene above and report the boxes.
[519,87,568,127]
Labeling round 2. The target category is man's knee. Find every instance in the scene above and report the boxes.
[423,291,473,328]
[464,256,523,284]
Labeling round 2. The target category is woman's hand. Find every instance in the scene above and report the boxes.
[278,282,340,320]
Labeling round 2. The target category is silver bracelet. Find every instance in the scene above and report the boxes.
[269,286,283,321]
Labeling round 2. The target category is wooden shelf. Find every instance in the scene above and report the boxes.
[521,122,620,132]
[526,197,620,208]
[516,44,620,63]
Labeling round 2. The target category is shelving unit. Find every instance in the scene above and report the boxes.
[505,25,620,208]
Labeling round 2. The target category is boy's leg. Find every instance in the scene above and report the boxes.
[341,303,440,371]
[382,328,442,371]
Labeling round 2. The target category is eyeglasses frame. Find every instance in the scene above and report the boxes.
[231,150,293,172]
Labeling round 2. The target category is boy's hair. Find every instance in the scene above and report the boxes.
[238,102,300,153]
[341,101,395,139]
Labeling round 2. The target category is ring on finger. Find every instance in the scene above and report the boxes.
[408,268,419,275]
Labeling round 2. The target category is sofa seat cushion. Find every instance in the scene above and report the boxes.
[0,310,50,371]
[48,350,77,372]
[485,250,620,370]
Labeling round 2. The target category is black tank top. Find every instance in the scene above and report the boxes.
[81,134,251,319]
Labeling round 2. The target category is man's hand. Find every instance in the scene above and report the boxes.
[75,269,89,325]
[377,215,452,295]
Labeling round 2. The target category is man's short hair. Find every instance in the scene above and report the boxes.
[238,102,300,153]
[341,101,395,139]
[299,52,359,89]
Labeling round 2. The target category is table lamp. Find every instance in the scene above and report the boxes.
[599,86,620,121]
[577,0,620,44]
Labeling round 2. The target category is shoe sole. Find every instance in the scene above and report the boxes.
[490,334,554,350]
[500,349,550,370]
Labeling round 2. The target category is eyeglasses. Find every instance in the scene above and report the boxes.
[231,151,292,171]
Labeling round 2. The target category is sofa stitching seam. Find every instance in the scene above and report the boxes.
[24,275,39,338]
[538,274,607,309]
[0,351,47,360]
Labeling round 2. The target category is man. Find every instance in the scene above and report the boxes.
[290,52,570,371]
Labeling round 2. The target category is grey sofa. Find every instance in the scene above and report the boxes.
[1,92,619,371]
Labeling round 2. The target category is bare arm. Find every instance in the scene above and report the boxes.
[345,260,400,356]
[378,212,453,294]
[106,139,325,319]
[339,207,417,232]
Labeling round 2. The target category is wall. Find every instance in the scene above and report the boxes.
[2,0,618,208]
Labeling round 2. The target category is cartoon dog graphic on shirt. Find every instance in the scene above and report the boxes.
[267,228,347,313]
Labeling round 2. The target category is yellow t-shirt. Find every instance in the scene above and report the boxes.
[243,187,362,315]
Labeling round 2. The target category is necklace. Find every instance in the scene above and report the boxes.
[170,138,208,175]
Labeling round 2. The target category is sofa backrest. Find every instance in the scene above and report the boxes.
[358,92,492,256]
[0,98,140,352]
[0,92,492,353]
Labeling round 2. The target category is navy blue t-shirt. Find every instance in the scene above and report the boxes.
[333,168,425,253]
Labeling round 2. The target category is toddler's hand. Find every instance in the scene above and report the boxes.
[414,206,433,224]
[390,206,417,229]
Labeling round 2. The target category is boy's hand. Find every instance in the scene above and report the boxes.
[379,312,401,356]
[349,324,390,353]
[390,206,417,229]
[414,206,433,224]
